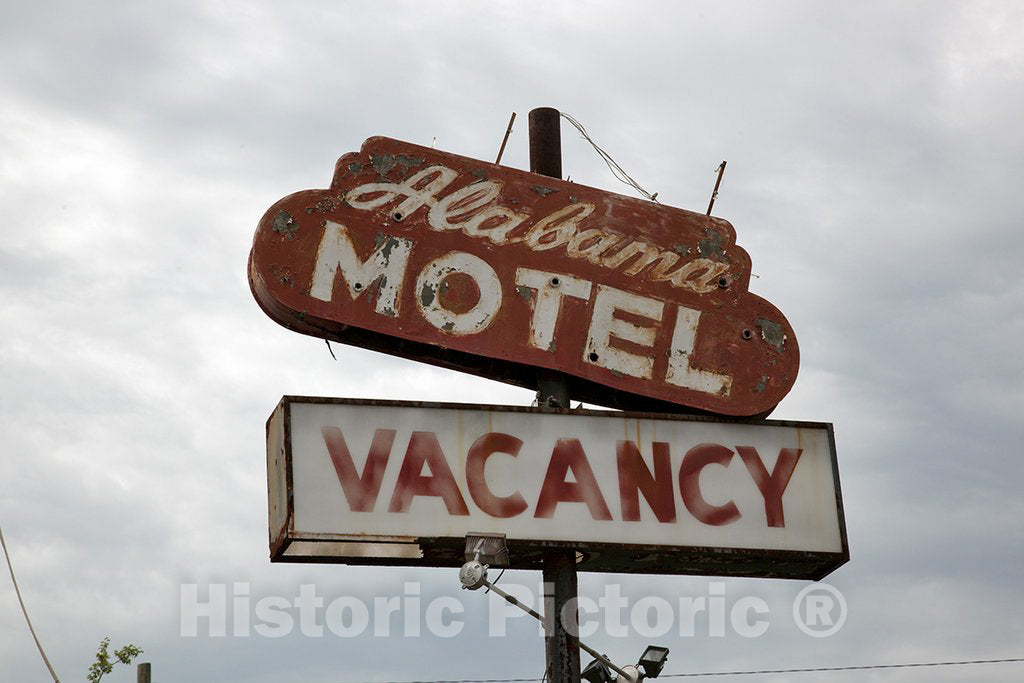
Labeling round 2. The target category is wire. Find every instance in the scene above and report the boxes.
[1,527,62,682]
[660,657,1024,677]
[483,568,507,594]
[358,656,1024,683]
[559,112,660,203]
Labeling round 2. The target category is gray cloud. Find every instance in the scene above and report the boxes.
[2,1,1023,681]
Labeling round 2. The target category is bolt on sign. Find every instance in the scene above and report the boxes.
[267,397,848,580]
[249,137,799,417]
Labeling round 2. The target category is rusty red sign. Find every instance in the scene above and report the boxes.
[249,137,798,416]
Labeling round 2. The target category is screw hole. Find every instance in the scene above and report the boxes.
[741,328,753,340]
[392,212,404,222]
[353,282,364,291]
[588,352,599,362]
[718,277,729,288]
[550,277,560,287]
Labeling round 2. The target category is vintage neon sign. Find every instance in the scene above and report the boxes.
[250,137,799,416]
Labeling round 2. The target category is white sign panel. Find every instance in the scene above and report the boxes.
[267,397,847,579]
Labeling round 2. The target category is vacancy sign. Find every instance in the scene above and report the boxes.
[250,137,799,417]
[267,397,847,579]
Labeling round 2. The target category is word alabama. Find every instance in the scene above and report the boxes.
[268,398,848,579]
[250,137,799,416]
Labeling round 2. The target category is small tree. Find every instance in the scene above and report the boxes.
[87,637,143,683]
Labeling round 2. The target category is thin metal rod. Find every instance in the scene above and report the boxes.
[482,578,631,680]
[1,527,61,682]
[495,112,517,165]
[706,160,727,215]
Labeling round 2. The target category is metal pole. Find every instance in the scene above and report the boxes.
[495,112,517,165]
[529,107,571,410]
[484,578,630,680]
[543,551,582,683]
[706,161,727,216]
[528,106,580,683]
[529,107,562,180]
[137,663,151,683]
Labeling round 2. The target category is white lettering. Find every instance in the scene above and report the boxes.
[524,203,595,251]
[346,165,458,221]
[309,221,412,317]
[515,268,592,351]
[343,165,734,295]
[428,181,503,231]
[666,306,733,396]
[415,252,502,335]
[585,285,664,379]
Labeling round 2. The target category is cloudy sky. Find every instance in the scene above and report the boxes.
[2,1,1023,681]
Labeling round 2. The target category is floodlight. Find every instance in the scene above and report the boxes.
[637,645,670,679]
[581,657,614,683]
[463,532,509,566]
[459,533,509,591]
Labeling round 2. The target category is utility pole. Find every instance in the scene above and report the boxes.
[529,106,580,683]
[137,662,151,683]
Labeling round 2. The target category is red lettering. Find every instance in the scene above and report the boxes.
[465,432,528,518]
[616,441,675,523]
[736,446,802,527]
[387,432,470,515]
[322,427,394,512]
[679,443,740,526]
[534,439,613,520]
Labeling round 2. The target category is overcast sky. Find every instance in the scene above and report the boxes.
[2,1,1023,681]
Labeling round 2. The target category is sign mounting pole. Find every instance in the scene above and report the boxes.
[529,106,581,683]
[530,107,572,411]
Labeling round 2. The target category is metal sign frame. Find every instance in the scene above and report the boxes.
[267,396,848,580]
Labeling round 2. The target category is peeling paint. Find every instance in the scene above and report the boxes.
[515,285,534,300]
[272,210,298,238]
[754,375,769,393]
[348,162,363,174]
[470,168,488,181]
[420,283,436,308]
[371,154,397,177]
[306,197,340,214]
[697,228,726,261]
[532,185,557,197]
[757,318,786,353]
[395,154,424,171]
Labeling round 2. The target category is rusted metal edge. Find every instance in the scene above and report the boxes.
[271,534,848,579]
[266,398,297,560]
[275,394,822,430]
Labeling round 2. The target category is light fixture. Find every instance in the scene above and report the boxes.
[581,657,614,683]
[457,534,654,683]
[463,533,509,567]
[637,645,670,679]
[459,533,509,591]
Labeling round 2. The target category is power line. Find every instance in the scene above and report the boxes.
[360,656,1024,683]
[661,656,1024,677]
[1,527,62,682]
[559,112,660,203]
